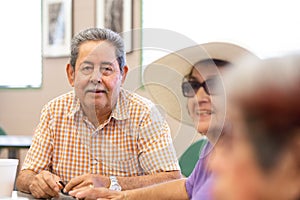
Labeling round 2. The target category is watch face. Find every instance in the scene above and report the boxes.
[110,184,122,191]
[109,176,122,191]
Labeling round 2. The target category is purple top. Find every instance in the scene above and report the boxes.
[185,142,213,200]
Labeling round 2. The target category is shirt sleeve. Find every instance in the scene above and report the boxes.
[137,104,180,174]
[21,104,54,173]
[185,158,202,198]
[185,142,212,199]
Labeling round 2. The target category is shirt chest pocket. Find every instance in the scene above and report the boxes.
[98,139,143,176]
[100,140,136,161]
[103,157,142,176]
[98,130,138,161]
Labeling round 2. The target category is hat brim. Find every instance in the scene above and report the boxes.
[143,42,259,126]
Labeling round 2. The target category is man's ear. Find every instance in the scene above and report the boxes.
[121,65,129,85]
[66,63,75,87]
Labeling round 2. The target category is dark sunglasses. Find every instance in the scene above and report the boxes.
[181,77,221,97]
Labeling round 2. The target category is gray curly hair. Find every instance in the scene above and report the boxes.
[70,27,126,72]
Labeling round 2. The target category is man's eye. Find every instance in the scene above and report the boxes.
[102,67,113,71]
[100,66,114,75]
[81,66,93,74]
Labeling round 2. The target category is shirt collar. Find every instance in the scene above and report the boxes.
[111,88,129,120]
[67,90,81,117]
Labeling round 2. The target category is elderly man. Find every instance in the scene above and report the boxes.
[16,28,180,198]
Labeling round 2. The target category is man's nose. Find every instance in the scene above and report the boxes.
[90,69,102,84]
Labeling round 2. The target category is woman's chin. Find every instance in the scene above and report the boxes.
[194,114,211,127]
[196,123,210,135]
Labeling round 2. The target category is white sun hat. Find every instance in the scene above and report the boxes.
[143,42,259,126]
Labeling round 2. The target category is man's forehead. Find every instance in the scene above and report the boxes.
[79,40,115,52]
[78,41,117,60]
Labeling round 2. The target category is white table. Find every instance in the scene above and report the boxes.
[0,135,32,159]
[17,191,74,200]
[0,135,33,189]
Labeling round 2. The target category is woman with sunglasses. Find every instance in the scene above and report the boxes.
[68,42,258,200]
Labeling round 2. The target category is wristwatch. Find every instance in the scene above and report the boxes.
[109,176,122,191]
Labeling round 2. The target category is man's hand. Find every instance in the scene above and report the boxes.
[64,173,110,194]
[28,170,62,198]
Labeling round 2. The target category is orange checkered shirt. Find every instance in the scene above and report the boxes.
[22,88,180,182]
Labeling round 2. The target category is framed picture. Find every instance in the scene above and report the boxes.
[42,0,72,57]
[96,0,133,53]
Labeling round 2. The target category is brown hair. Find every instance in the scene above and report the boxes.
[228,55,300,172]
[239,83,300,171]
[185,58,231,79]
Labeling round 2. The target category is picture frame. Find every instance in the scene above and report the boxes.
[96,0,133,53]
[42,0,72,57]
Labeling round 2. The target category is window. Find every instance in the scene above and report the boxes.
[0,1,42,88]
[142,0,300,66]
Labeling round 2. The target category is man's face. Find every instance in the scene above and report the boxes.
[67,40,127,119]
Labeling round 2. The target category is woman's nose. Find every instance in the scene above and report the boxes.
[194,87,210,102]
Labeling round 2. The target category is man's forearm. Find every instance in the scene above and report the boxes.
[16,169,36,193]
[117,170,181,190]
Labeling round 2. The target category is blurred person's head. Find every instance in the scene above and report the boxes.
[211,54,300,200]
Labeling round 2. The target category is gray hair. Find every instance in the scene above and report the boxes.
[70,27,126,72]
